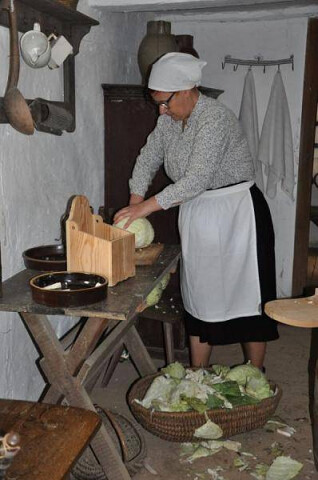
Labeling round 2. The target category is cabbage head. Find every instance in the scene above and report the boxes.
[245,376,272,400]
[114,217,154,248]
[162,362,186,380]
[225,362,263,386]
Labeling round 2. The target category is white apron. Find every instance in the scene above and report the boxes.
[179,181,261,322]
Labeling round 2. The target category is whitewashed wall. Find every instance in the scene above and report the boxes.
[0,1,316,399]
[158,10,312,297]
[0,4,151,399]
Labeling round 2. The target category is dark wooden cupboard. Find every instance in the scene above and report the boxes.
[102,83,223,355]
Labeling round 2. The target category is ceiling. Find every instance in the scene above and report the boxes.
[87,0,318,13]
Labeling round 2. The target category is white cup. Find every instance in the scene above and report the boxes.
[48,36,73,70]
[20,23,54,69]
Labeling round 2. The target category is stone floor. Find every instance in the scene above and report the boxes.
[91,324,318,480]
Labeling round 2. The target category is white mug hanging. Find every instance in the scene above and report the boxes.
[48,36,73,69]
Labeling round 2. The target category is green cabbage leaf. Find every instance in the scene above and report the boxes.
[265,456,303,480]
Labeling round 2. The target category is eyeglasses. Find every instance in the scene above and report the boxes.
[152,92,176,109]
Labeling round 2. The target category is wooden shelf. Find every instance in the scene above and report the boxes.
[0,0,99,133]
[141,292,184,325]
[138,291,187,352]
[102,84,224,101]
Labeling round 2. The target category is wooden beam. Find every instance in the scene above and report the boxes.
[88,0,318,12]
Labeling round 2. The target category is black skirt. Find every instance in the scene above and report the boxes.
[184,184,279,345]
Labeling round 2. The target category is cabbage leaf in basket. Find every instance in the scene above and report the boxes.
[184,368,207,384]
[137,375,176,409]
[180,395,208,413]
[136,362,274,413]
[162,361,186,380]
[170,379,215,403]
[227,394,260,407]
[211,381,242,397]
[151,398,190,412]
[206,394,224,409]
[225,361,264,385]
[212,364,231,377]
[246,375,273,400]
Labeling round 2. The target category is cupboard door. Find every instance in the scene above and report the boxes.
[103,84,180,245]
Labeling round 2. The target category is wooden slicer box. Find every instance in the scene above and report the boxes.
[66,195,135,286]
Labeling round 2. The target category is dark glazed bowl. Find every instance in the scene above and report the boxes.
[30,271,108,308]
[23,244,67,271]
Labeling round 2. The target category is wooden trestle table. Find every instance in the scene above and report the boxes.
[265,289,318,470]
[0,244,180,480]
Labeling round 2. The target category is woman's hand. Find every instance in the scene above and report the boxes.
[113,196,162,228]
[129,193,144,206]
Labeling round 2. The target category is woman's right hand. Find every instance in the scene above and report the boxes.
[129,193,144,206]
[113,196,162,228]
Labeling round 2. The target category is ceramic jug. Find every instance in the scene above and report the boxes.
[138,21,178,84]
[20,23,53,68]
[175,35,199,58]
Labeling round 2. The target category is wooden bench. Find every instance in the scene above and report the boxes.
[0,399,101,480]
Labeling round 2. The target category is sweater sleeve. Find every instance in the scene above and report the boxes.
[129,121,164,197]
[155,113,231,210]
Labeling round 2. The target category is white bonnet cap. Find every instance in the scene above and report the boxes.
[148,52,207,92]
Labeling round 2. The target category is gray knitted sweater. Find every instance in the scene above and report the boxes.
[129,93,255,210]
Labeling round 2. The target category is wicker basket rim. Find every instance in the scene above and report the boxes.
[128,370,282,419]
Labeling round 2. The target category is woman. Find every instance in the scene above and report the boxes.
[114,52,278,369]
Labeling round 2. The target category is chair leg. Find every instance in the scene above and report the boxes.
[163,322,175,364]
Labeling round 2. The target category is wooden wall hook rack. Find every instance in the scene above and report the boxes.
[0,0,99,134]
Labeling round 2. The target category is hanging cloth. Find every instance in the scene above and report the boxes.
[258,70,294,200]
[239,69,264,192]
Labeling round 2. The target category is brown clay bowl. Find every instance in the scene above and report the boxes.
[30,271,108,308]
[23,244,67,271]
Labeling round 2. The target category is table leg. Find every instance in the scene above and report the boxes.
[20,313,131,480]
[314,365,318,469]
[163,322,175,364]
[37,316,109,404]
[123,324,157,376]
[96,345,124,390]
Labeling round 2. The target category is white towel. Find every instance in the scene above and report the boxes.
[239,69,264,191]
[258,70,294,200]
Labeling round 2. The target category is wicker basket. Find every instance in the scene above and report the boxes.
[56,0,79,9]
[128,372,282,442]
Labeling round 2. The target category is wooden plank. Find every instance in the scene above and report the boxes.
[265,290,318,328]
[292,18,318,296]
[311,206,318,227]
[77,318,136,384]
[89,0,316,12]
[0,245,181,320]
[20,313,131,480]
[135,243,164,265]
[123,325,157,376]
[0,399,100,480]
